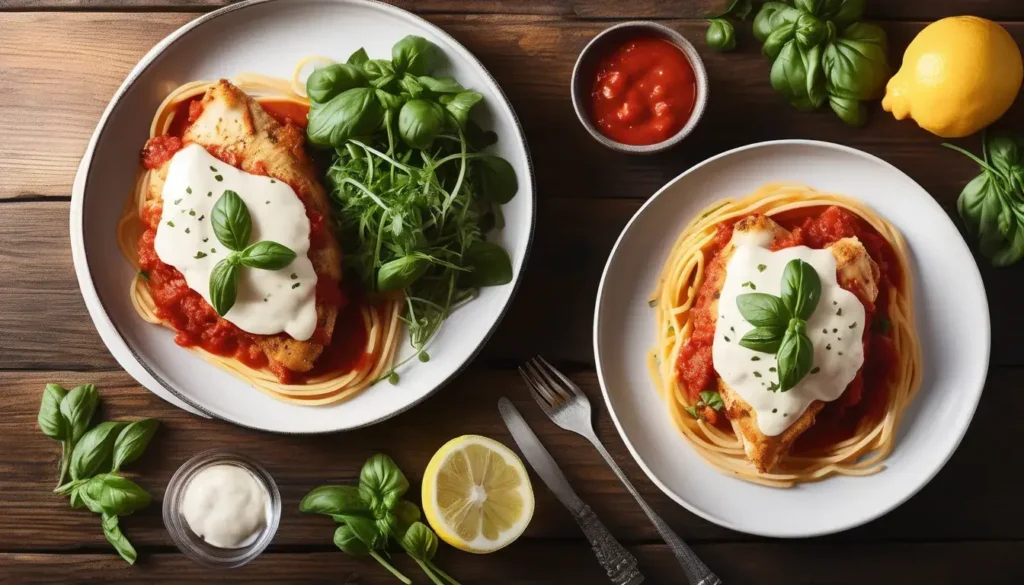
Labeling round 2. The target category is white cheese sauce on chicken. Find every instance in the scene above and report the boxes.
[712,244,866,436]
[154,144,318,340]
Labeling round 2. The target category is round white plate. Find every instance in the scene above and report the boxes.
[593,140,989,537]
[70,0,535,432]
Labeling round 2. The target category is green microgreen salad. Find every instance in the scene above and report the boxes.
[305,35,518,367]
[943,130,1024,266]
[37,383,159,565]
[301,454,460,585]
[208,190,297,316]
[736,258,822,391]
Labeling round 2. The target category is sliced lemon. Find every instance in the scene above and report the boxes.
[421,435,534,553]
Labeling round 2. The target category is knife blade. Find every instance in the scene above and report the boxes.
[498,397,643,585]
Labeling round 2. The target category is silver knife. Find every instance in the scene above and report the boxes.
[498,397,644,585]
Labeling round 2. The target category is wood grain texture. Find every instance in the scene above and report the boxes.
[0,366,1020,552]
[4,0,1024,21]
[3,12,1024,205]
[3,200,1024,368]
[4,541,1024,584]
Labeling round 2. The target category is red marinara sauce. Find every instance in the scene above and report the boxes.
[136,97,368,383]
[675,206,900,445]
[590,37,697,145]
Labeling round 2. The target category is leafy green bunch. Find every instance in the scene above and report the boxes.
[38,383,159,564]
[752,0,890,125]
[304,35,519,366]
[300,454,460,585]
[737,259,822,391]
[944,131,1024,266]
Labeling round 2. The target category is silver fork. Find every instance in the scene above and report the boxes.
[520,356,723,585]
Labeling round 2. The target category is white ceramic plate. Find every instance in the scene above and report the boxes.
[593,140,989,537]
[70,0,535,432]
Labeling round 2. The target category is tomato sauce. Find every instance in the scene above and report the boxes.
[260,99,310,129]
[675,207,900,446]
[590,37,697,145]
[136,97,365,383]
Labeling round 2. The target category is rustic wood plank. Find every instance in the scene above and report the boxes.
[3,0,1024,21]
[0,365,1020,552]
[3,200,1024,368]
[4,541,1024,584]
[2,12,1023,204]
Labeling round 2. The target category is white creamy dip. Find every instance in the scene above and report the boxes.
[181,464,269,549]
[154,144,318,340]
[712,244,866,436]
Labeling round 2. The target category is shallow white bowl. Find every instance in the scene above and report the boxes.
[70,0,535,432]
[593,140,989,537]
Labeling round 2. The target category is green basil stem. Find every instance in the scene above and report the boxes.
[349,139,414,173]
[57,440,71,487]
[369,550,412,585]
[426,560,461,585]
[441,121,468,216]
[942,143,1003,177]
[414,560,448,585]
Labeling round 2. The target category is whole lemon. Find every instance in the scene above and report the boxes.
[882,16,1022,138]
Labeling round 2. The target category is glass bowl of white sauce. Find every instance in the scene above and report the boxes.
[163,450,281,568]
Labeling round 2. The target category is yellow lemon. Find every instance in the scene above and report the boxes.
[882,16,1022,138]
[421,435,534,553]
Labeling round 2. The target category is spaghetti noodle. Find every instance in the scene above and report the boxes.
[117,76,402,406]
[647,183,921,487]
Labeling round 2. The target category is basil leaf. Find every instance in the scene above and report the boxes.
[79,474,152,517]
[38,383,68,440]
[347,47,369,66]
[461,240,513,287]
[70,421,126,480]
[239,241,297,270]
[307,87,384,148]
[417,75,464,94]
[359,453,409,507]
[684,405,700,419]
[102,513,138,565]
[780,259,821,320]
[828,95,866,126]
[392,35,442,76]
[377,255,430,292]
[376,88,406,112]
[397,74,425,98]
[398,99,445,150]
[777,326,814,392]
[209,259,240,316]
[441,90,483,129]
[362,59,396,84]
[476,155,519,204]
[706,19,737,52]
[753,1,800,43]
[738,326,786,353]
[699,391,725,411]
[60,384,98,445]
[392,500,421,536]
[69,485,87,509]
[736,293,789,327]
[306,63,367,105]
[338,513,386,549]
[398,521,438,561]
[299,485,368,516]
[333,524,371,556]
[112,419,159,472]
[211,190,252,251]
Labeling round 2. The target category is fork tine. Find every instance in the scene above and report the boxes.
[524,362,565,407]
[535,355,585,401]
[518,366,558,415]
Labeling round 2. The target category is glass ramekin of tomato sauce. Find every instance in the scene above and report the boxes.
[571,22,708,154]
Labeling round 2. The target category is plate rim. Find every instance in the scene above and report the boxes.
[592,138,990,537]
[69,0,537,434]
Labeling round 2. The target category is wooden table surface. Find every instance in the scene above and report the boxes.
[2,1,1023,583]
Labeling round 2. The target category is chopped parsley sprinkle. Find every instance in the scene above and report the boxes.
[833,328,838,333]
[768,381,779,392]
[772,408,777,413]
[166,220,175,227]
[757,264,767,272]
[290,273,297,280]
[198,214,205,221]
[207,191,212,197]
[209,166,218,172]
[810,367,820,374]
[184,227,190,234]
[214,175,223,182]
[291,283,301,289]
[186,187,192,194]
[729,326,735,332]
[741,281,756,290]
[270,179,276,184]
[211,247,217,253]
[833,300,838,305]
[822,328,828,334]
[751,356,761,361]
[189,210,196,216]
[202,237,209,242]
[173,198,182,205]
[724,336,731,342]
[826,344,832,350]
[648,299,657,308]
[783,413,788,417]
[838,337,842,341]
[138,270,149,281]
[838,351,843,356]
[265,200,270,204]
[753,371,762,378]
[194,251,207,259]
[837,308,843,316]
[850,322,857,329]
[769,367,776,372]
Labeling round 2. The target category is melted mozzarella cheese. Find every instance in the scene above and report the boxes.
[712,244,866,436]
[154,144,318,340]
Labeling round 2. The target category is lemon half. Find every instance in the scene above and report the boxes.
[422,435,534,553]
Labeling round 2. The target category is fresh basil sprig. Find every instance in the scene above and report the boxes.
[301,453,461,585]
[208,190,297,316]
[38,384,158,564]
[737,259,821,392]
[684,390,725,420]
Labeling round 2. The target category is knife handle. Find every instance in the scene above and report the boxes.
[574,503,644,585]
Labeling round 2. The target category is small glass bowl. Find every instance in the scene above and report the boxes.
[163,450,281,568]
